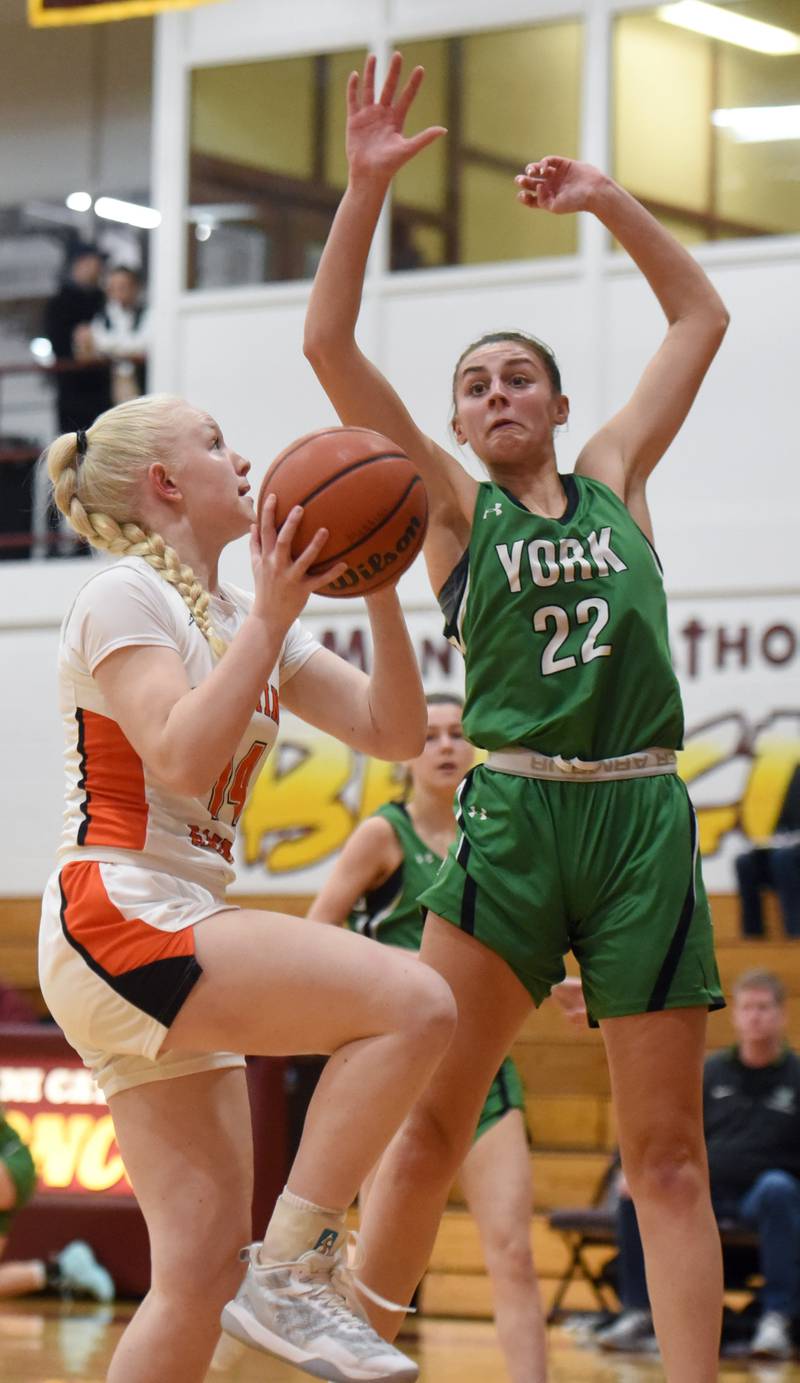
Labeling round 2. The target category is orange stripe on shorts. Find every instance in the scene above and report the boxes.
[59,860,195,978]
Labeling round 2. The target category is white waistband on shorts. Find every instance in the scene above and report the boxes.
[484,746,678,782]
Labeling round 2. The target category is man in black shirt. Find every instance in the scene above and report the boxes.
[43,244,112,433]
[597,969,800,1360]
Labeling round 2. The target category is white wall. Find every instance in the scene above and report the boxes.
[0,0,797,896]
[0,8,153,203]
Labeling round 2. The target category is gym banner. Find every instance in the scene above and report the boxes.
[234,592,800,897]
[29,0,223,27]
[1,1057,132,1196]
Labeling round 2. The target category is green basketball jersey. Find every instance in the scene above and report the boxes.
[349,801,441,950]
[439,475,683,758]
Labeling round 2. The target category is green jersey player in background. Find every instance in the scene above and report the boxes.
[304,53,729,1383]
[309,693,585,1383]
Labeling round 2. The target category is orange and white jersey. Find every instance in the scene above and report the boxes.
[56,556,320,891]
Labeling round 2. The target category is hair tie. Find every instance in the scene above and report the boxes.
[75,429,88,460]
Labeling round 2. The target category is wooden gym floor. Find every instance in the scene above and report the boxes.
[2,1301,800,1383]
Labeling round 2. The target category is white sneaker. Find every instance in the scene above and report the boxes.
[54,1241,115,1303]
[750,1311,793,1360]
[220,1239,418,1383]
[595,1308,655,1352]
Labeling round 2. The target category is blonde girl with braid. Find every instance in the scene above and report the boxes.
[39,394,455,1383]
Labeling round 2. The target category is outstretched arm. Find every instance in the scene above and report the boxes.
[306,815,403,925]
[281,585,427,761]
[304,53,477,593]
[516,158,729,540]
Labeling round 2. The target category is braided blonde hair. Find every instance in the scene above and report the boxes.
[46,394,226,658]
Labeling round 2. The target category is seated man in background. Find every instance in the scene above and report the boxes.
[735,766,800,938]
[597,969,800,1360]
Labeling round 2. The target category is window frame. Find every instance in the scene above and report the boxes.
[149,0,800,385]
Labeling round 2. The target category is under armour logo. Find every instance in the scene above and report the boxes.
[416,853,435,865]
[483,503,503,519]
[467,805,488,821]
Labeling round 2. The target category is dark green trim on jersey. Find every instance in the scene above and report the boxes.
[641,530,664,575]
[350,801,440,950]
[500,472,580,524]
[359,863,404,939]
[461,872,478,936]
[453,768,478,935]
[647,802,699,1012]
[439,547,469,645]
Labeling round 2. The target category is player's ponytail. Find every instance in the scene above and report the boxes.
[45,395,226,658]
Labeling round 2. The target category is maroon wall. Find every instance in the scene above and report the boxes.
[1,1025,289,1297]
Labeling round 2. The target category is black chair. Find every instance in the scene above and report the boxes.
[547,1154,621,1321]
[547,1157,763,1323]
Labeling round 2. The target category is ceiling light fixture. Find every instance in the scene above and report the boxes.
[94,197,161,230]
[65,191,93,212]
[657,1,800,55]
[712,104,800,141]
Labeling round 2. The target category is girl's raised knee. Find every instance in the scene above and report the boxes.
[409,967,457,1048]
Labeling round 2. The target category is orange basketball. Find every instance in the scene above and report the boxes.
[258,426,428,598]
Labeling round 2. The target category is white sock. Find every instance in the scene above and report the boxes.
[282,1186,342,1217]
[259,1188,346,1265]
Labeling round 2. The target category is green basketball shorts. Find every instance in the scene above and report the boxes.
[474,1056,526,1143]
[419,765,724,1026]
[0,1117,37,1234]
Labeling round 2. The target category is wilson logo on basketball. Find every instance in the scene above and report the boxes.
[325,513,425,594]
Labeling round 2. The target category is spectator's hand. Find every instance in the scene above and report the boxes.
[551,975,587,1027]
[72,324,98,360]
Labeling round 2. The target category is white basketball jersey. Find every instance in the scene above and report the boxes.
[56,557,319,890]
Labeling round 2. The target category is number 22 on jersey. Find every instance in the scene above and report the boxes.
[534,598,612,677]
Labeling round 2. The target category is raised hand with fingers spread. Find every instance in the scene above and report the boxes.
[346,51,446,185]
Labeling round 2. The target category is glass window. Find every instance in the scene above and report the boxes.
[187,22,582,288]
[613,3,800,245]
[188,50,366,289]
[392,23,583,269]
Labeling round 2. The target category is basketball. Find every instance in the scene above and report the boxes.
[258,426,428,598]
